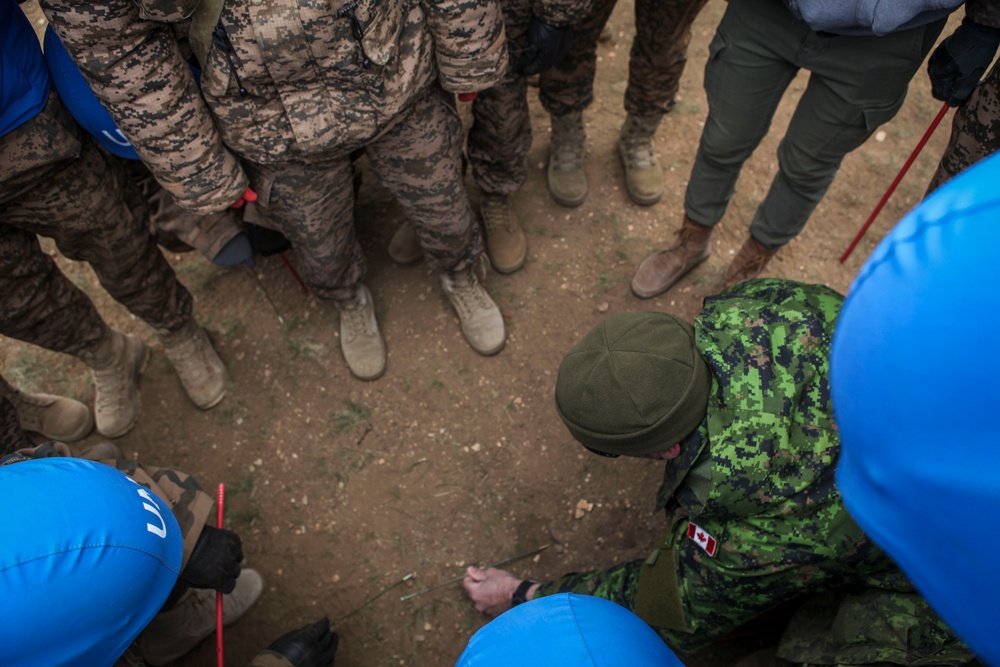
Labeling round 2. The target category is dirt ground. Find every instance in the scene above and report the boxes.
[1,2,960,665]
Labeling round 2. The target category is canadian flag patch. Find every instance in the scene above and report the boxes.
[686,522,718,557]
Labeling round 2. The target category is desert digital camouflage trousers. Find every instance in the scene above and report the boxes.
[0,154,194,351]
[927,61,1000,194]
[0,376,31,455]
[242,84,483,301]
[0,94,193,358]
[121,159,243,261]
[467,0,534,195]
[538,0,711,118]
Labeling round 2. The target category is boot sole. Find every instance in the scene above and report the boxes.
[630,254,709,300]
[488,244,528,275]
[626,189,664,206]
[549,190,587,208]
[469,336,506,357]
[348,362,387,382]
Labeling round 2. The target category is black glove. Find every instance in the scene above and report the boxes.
[267,617,339,667]
[245,222,292,256]
[179,525,243,593]
[212,232,256,268]
[519,18,573,75]
[927,18,1000,107]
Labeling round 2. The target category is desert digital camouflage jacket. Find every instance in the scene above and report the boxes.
[40,0,508,214]
[651,279,905,643]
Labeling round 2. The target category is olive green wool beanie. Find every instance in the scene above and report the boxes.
[554,312,711,456]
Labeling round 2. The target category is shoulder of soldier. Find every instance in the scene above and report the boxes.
[696,278,844,340]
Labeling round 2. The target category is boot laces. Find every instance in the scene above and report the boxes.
[482,196,516,234]
[622,135,655,168]
[338,292,375,342]
[162,328,211,387]
[551,116,585,171]
[446,271,490,320]
[12,392,54,431]
[92,357,130,416]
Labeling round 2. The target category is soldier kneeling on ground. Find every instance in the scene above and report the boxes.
[464,278,976,666]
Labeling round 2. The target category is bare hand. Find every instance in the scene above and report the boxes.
[462,566,525,617]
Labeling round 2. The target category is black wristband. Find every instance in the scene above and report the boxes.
[511,579,537,607]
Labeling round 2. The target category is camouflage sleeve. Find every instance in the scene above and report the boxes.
[421,0,510,93]
[112,460,214,571]
[39,0,248,213]
[533,0,593,27]
[966,0,1000,30]
[533,559,644,609]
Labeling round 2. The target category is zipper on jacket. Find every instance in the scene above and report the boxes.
[212,23,249,97]
[337,1,372,70]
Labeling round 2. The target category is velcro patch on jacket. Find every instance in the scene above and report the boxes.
[686,522,717,557]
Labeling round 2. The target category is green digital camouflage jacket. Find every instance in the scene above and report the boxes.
[40,0,508,214]
[538,280,972,663]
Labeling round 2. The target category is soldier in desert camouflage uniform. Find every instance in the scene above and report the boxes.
[926,0,1000,194]
[464,279,973,665]
[539,0,711,208]
[390,0,587,275]
[41,0,510,382]
[1,0,229,440]
[0,397,337,666]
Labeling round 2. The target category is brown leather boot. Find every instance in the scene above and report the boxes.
[631,217,713,299]
[722,235,780,288]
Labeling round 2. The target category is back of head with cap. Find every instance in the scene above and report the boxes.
[455,593,685,666]
[555,312,711,456]
[0,458,183,666]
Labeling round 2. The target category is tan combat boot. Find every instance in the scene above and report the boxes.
[388,223,423,264]
[139,569,264,666]
[440,267,506,355]
[631,216,713,299]
[335,284,387,381]
[78,441,123,461]
[481,194,527,274]
[722,235,780,288]
[547,111,588,207]
[5,388,93,442]
[78,328,151,438]
[156,319,229,409]
[618,114,664,205]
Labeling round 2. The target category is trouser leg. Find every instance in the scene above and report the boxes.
[367,85,483,273]
[468,0,533,196]
[625,0,711,117]
[927,61,1000,195]
[6,139,193,334]
[749,13,945,246]
[683,0,799,228]
[538,0,618,116]
[0,224,109,357]
[245,157,361,302]
[0,376,32,456]
[120,159,243,261]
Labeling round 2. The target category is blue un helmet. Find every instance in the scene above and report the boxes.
[0,458,183,666]
[455,593,684,666]
[831,152,1000,665]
